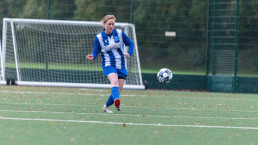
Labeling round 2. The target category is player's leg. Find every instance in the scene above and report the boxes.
[107,73,120,110]
[104,73,119,107]
[102,66,127,112]
[102,67,119,113]
[118,78,125,94]
[103,95,114,113]
[108,73,119,87]
[103,103,113,113]
[114,70,127,111]
[104,77,125,111]
[110,78,125,111]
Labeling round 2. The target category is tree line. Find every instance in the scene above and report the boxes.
[0,0,257,73]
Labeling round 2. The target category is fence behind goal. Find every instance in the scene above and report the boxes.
[1,18,144,89]
[0,0,258,93]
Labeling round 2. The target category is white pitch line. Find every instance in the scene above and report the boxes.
[0,117,257,130]
[174,96,258,101]
[0,102,258,113]
[0,109,256,120]
[80,88,105,92]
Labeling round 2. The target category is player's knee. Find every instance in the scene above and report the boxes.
[111,80,119,87]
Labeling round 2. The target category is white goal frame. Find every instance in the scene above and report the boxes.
[0,39,6,85]
[1,18,145,89]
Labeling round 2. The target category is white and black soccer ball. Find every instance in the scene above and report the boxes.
[157,68,173,83]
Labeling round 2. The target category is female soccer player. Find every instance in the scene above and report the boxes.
[86,15,134,113]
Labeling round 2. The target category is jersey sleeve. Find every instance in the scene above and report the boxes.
[122,31,134,56]
[92,36,101,59]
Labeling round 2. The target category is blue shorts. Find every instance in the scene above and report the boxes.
[103,66,127,79]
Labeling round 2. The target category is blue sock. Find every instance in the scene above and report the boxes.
[105,95,114,107]
[111,87,120,101]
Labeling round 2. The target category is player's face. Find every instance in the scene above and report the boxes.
[104,19,115,34]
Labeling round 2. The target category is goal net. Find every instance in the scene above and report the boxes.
[1,18,145,89]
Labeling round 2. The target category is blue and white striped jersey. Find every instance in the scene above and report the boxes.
[92,29,134,69]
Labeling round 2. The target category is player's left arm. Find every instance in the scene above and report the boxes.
[122,31,134,59]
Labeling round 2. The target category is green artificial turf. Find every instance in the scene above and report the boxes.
[0,86,257,145]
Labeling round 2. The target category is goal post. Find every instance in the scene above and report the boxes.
[1,18,145,89]
[0,39,7,85]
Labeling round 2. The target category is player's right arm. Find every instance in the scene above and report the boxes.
[86,36,101,61]
[86,54,94,60]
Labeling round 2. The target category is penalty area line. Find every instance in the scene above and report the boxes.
[0,117,257,130]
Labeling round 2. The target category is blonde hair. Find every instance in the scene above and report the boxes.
[101,15,116,25]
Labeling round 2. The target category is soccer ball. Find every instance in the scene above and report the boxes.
[157,68,173,83]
